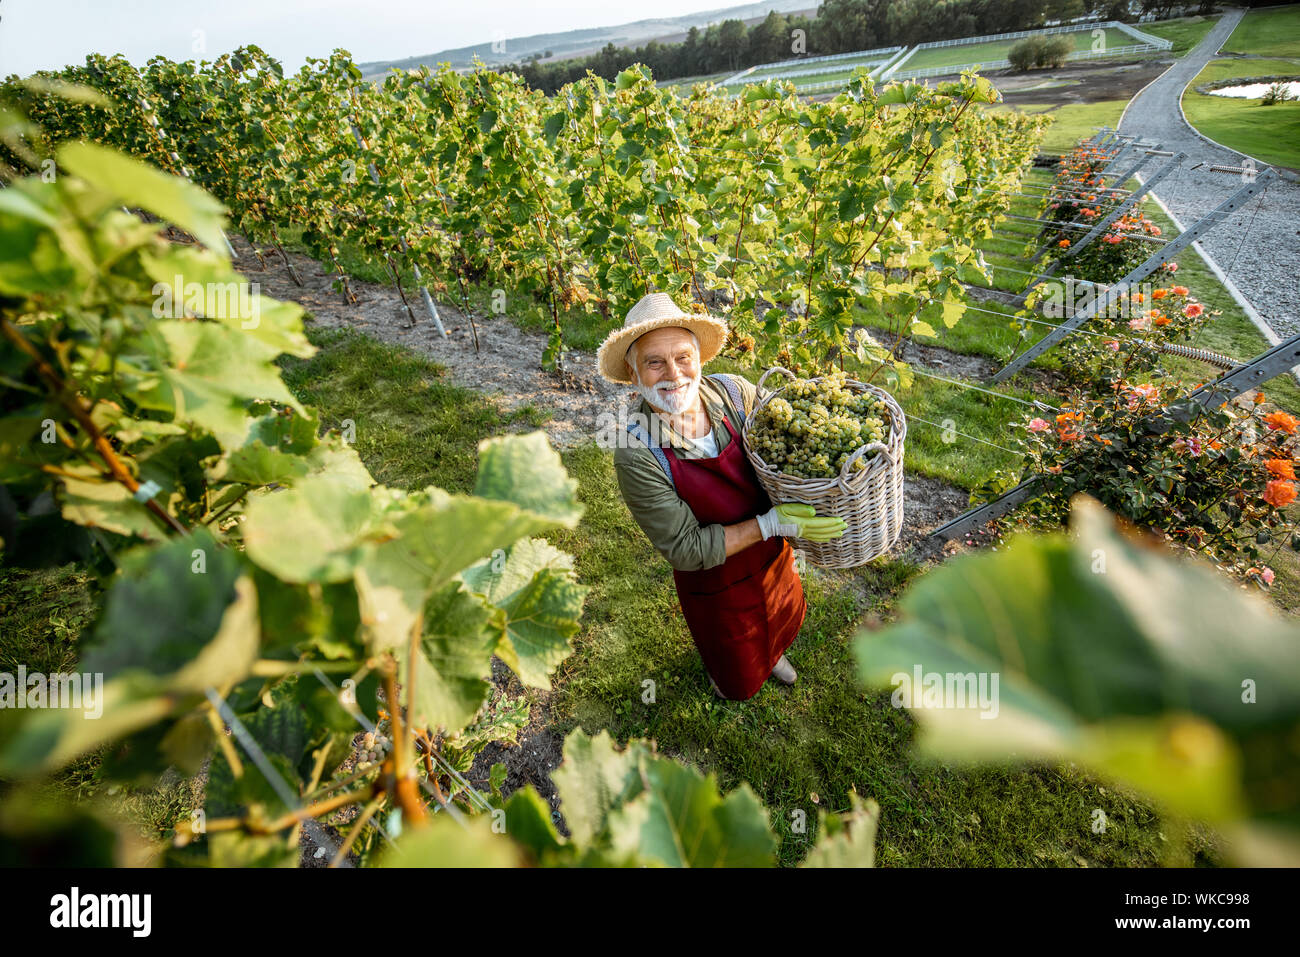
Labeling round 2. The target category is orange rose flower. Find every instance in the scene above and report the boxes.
[1264,479,1297,508]
[1183,302,1204,318]
[1172,285,1189,296]
[1058,239,1071,248]
[1056,411,1083,442]
[1152,288,1167,300]
[1264,412,1299,434]
[1266,459,1296,479]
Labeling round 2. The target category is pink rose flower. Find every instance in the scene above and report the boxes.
[1027,418,1050,432]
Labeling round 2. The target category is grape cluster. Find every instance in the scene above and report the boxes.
[749,370,891,479]
[356,726,391,768]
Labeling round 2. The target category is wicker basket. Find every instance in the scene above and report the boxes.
[742,366,906,568]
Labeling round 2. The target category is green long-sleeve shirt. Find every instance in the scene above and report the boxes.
[613,374,761,572]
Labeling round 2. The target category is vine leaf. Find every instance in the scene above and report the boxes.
[854,495,1299,831]
[0,529,259,776]
[57,141,229,255]
[461,538,586,689]
[606,759,777,868]
[378,813,522,867]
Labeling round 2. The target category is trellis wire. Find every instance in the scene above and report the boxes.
[905,411,1021,456]
[906,364,1060,412]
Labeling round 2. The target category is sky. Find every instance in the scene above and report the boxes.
[0,0,756,77]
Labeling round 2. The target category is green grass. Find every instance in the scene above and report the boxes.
[900,28,1134,73]
[658,70,737,93]
[990,99,1129,154]
[279,325,548,490]
[1140,13,1223,56]
[743,52,894,82]
[1182,57,1300,170]
[1221,2,1300,57]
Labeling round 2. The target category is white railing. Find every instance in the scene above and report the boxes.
[720,66,755,86]
[876,45,917,81]
[1113,20,1173,50]
[908,19,1112,51]
[740,45,904,77]
[886,42,1160,82]
[732,57,898,85]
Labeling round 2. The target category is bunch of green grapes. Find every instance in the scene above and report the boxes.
[748,370,892,479]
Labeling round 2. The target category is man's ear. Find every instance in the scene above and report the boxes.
[625,359,636,384]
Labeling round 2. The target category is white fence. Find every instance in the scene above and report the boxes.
[887,41,1163,82]
[722,45,905,85]
[723,18,1174,94]
[906,19,1113,51]
[1113,20,1174,49]
[735,54,902,85]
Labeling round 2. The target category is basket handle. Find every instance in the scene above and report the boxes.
[756,366,796,395]
[837,441,892,493]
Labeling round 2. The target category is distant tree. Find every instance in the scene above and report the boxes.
[1009,36,1045,70]
[815,0,887,52]
[718,18,748,70]
[1104,0,1131,23]
[747,10,789,65]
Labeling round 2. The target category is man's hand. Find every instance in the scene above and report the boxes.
[757,503,847,542]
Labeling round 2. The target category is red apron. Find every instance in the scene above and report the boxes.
[665,414,807,700]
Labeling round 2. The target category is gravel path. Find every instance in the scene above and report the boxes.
[1117,6,1300,339]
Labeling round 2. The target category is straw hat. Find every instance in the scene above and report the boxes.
[596,292,728,384]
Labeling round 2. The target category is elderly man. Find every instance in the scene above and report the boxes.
[598,292,846,701]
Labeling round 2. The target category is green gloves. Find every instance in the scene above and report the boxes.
[757,503,848,542]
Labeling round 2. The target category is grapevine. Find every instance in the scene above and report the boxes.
[4,52,1047,378]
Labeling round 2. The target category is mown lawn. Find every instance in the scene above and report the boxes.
[1140,13,1222,56]
[1181,57,1300,170]
[989,99,1129,155]
[1220,2,1300,57]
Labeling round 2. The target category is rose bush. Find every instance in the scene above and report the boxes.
[999,283,1298,585]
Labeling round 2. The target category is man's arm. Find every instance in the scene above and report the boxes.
[723,517,762,557]
[614,446,762,571]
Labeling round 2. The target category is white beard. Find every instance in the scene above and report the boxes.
[635,372,701,416]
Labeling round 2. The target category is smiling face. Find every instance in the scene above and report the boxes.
[625,326,702,415]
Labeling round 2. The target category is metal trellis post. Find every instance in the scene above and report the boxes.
[1029,151,1186,271]
[989,167,1277,385]
[347,116,448,337]
[928,330,1300,543]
